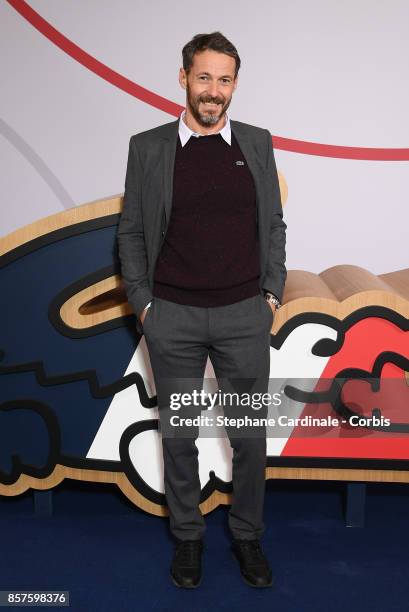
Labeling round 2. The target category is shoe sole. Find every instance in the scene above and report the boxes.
[171,572,202,589]
[231,551,273,588]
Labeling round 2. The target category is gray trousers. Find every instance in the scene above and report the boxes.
[142,292,273,541]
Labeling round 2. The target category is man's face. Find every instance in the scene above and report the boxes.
[179,49,238,127]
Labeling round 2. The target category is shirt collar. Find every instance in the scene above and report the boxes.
[178,110,231,147]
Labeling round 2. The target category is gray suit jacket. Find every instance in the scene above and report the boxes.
[117,118,287,335]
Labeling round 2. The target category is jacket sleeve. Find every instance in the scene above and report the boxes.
[117,136,153,324]
[261,129,287,303]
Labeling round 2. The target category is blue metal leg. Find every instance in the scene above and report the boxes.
[345,482,366,527]
[33,490,53,517]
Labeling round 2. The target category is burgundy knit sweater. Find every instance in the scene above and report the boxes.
[152,132,260,306]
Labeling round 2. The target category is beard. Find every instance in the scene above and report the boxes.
[186,82,232,127]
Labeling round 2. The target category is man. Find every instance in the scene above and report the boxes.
[117,31,287,588]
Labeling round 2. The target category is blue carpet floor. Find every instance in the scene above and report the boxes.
[1,479,408,611]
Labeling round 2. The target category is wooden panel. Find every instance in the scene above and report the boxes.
[57,266,409,332]
[2,466,409,516]
[0,195,121,256]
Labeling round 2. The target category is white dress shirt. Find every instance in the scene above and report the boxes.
[178,109,231,147]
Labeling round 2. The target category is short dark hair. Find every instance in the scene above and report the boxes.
[182,31,241,78]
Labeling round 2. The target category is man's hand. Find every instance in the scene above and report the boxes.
[263,291,280,316]
[139,301,153,325]
[267,302,277,316]
[140,307,149,325]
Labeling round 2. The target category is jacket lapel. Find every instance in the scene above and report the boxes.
[230,121,263,229]
[161,120,179,229]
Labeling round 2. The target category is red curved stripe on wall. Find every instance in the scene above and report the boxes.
[274,136,409,161]
[7,0,409,161]
[7,0,183,117]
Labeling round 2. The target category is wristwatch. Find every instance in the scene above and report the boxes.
[264,292,281,309]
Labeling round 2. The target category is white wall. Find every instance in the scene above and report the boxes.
[1,0,408,273]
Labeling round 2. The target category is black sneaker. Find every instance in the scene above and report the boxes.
[232,539,273,588]
[170,539,203,588]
